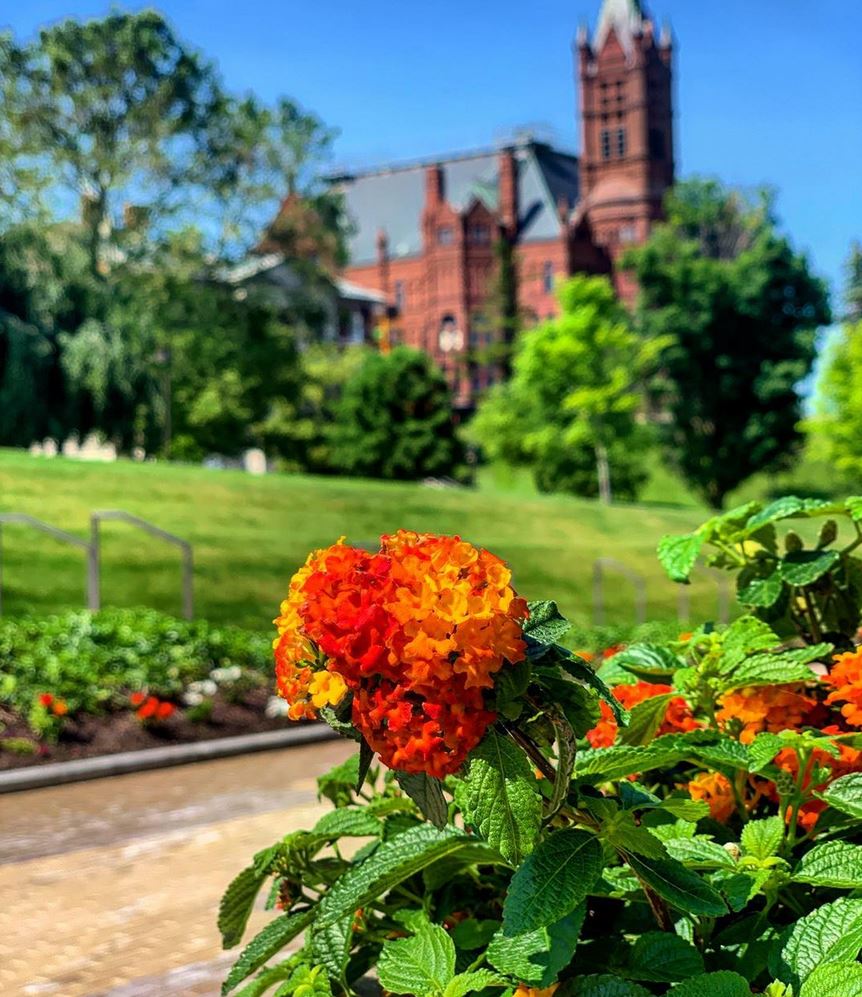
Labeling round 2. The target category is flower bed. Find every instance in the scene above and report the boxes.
[0,609,293,768]
[217,500,862,997]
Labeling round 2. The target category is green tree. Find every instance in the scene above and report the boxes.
[624,178,831,509]
[330,347,465,481]
[845,241,862,322]
[471,274,664,503]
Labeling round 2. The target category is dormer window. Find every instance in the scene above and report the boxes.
[468,224,490,245]
[437,226,454,246]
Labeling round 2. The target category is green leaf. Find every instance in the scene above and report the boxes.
[776,897,862,988]
[799,962,862,997]
[570,977,652,997]
[747,497,808,530]
[625,853,727,916]
[720,617,782,670]
[610,643,682,679]
[307,808,383,845]
[660,797,710,821]
[623,931,704,982]
[794,840,862,889]
[723,646,827,689]
[819,771,862,819]
[576,737,687,782]
[668,972,753,996]
[274,964,331,997]
[443,971,508,997]
[317,755,361,806]
[741,816,784,860]
[664,837,736,870]
[449,919,500,951]
[524,600,572,644]
[377,922,456,997]
[219,863,271,949]
[395,771,449,828]
[502,829,603,934]
[454,728,542,866]
[309,914,352,987]
[658,532,704,583]
[557,650,629,725]
[317,826,490,929]
[546,706,577,818]
[222,909,316,994]
[606,812,667,859]
[747,733,785,773]
[846,496,862,522]
[356,738,375,792]
[619,693,675,746]
[488,907,585,987]
[231,957,302,997]
[779,549,840,586]
[737,572,784,608]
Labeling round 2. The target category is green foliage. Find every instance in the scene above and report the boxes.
[330,347,466,481]
[470,275,663,502]
[658,496,862,643]
[624,178,831,509]
[377,921,455,996]
[808,319,862,481]
[0,608,270,718]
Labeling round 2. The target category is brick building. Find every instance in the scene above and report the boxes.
[330,0,674,408]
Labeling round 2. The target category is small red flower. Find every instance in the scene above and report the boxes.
[156,702,175,721]
[137,697,159,720]
[38,693,54,707]
[129,691,147,707]
[52,699,69,717]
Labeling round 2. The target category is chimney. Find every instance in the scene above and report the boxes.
[498,149,518,238]
[376,228,390,294]
[425,164,444,206]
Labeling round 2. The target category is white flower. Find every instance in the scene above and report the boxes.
[183,690,204,707]
[211,665,242,685]
[187,679,218,696]
[265,695,290,719]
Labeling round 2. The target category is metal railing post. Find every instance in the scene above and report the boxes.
[593,557,647,627]
[88,514,101,611]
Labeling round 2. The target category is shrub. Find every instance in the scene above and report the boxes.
[0,608,271,720]
[218,516,862,996]
[329,347,466,481]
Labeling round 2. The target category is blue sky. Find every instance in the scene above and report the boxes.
[5,0,861,305]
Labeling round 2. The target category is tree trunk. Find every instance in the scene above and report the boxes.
[595,442,612,505]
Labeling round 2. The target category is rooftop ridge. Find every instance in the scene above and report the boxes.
[325,139,578,184]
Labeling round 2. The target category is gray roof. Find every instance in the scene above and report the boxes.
[329,142,579,266]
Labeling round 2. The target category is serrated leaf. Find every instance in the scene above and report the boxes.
[748,733,785,773]
[720,617,782,670]
[747,497,808,530]
[779,549,840,586]
[623,931,704,982]
[619,693,675,746]
[606,812,666,859]
[722,647,825,689]
[307,809,383,846]
[317,755,361,806]
[610,643,682,679]
[570,976,652,997]
[738,572,784,608]
[799,962,862,997]
[818,771,862,819]
[576,736,688,782]
[395,771,449,828]
[502,829,603,935]
[546,706,577,818]
[309,913,352,987]
[274,963,331,997]
[488,907,585,987]
[625,853,727,916]
[776,897,862,988]
[660,797,710,821]
[524,600,572,644]
[794,840,862,888]
[443,971,508,997]
[378,922,456,996]
[231,957,302,997]
[317,825,491,929]
[449,918,500,951]
[557,651,628,725]
[668,972,753,996]
[712,869,769,912]
[664,837,736,869]
[219,861,271,949]
[658,532,704,583]
[222,909,316,994]
[846,496,862,521]
[454,728,542,866]
[741,816,784,860]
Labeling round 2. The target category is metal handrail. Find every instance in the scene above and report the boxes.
[90,510,194,619]
[593,556,647,626]
[677,564,732,626]
[0,514,92,616]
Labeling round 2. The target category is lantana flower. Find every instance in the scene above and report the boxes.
[716,685,817,744]
[824,649,862,726]
[585,681,699,748]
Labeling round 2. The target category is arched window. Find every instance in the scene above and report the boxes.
[542,261,554,294]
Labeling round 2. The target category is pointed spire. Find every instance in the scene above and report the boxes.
[595,0,649,56]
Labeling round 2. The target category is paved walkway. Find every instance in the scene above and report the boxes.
[0,739,352,996]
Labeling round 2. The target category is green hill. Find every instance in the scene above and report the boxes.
[0,449,717,630]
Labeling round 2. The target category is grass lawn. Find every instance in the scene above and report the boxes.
[0,448,726,632]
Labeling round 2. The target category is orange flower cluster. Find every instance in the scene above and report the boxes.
[825,649,862,727]
[130,691,175,722]
[273,531,528,777]
[716,685,817,744]
[585,681,700,748]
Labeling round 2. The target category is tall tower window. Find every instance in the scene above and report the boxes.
[616,128,627,158]
[542,261,554,293]
[601,129,612,160]
[394,280,405,310]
